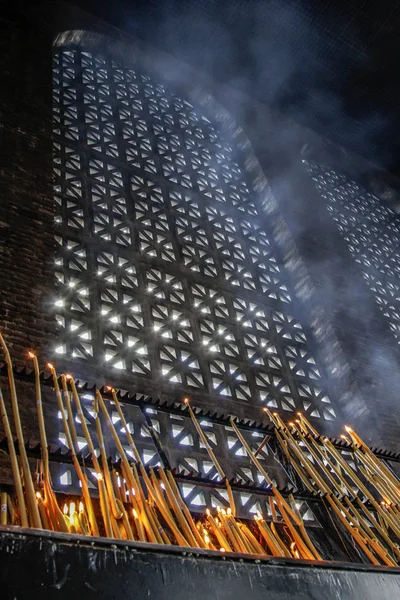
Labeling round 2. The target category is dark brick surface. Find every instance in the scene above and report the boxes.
[0,10,55,365]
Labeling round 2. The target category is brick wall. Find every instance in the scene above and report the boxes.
[0,8,55,483]
[0,9,55,365]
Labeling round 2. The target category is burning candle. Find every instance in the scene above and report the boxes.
[35,492,50,530]
[47,364,99,537]
[132,508,146,542]
[0,492,7,526]
[0,334,41,529]
[78,501,89,536]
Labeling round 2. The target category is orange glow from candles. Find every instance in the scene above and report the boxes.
[290,542,300,559]
[4,340,399,558]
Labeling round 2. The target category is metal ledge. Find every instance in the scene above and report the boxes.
[1,525,400,599]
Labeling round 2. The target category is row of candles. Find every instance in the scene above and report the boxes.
[0,331,400,565]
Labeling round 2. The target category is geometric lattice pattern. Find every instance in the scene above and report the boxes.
[54,388,316,522]
[305,160,400,346]
[53,47,335,420]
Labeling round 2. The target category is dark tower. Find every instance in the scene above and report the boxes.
[1,5,400,598]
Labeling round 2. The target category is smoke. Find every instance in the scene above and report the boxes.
[86,0,400,177]
[65,1,400,447]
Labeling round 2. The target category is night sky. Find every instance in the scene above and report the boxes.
[69,0,400,178]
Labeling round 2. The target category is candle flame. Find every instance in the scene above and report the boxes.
[219,547,225,552]
[69,502,75,517]
[36,492,41,499]
[63,503,68,515]
[47,363,54,370]
[133,509,138,518]
[290,543,299,558]
[184,397,189,405]
[297,412,302,416]
[206,508,210,516]
[94,473,103,481]
[344,426,352,433]
[204,535,210,545]
[28,351,35,358]
[65,374,73,380]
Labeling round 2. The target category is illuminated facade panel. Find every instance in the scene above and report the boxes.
[53,48,335,420]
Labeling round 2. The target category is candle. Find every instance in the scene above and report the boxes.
[47,364,99,537]
[0,492,7,526]
[0,333,40,529]
[30,353,69,533]
[132,508,146,542]
[35,492,50,530]
[206,509,230,552]
[78,501,89,536]
[0,388,28,527]
[185,398,236,516]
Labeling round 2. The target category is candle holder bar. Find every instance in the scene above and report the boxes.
[2,362,400,464]
[0,435,322,505]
